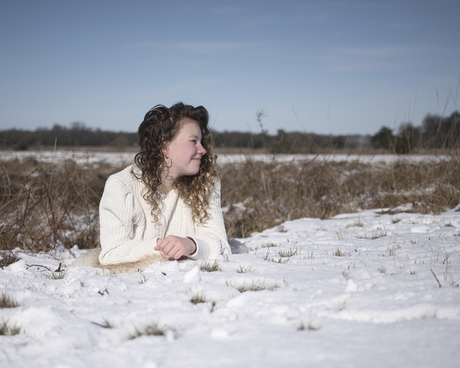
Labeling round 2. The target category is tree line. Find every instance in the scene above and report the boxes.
[1,122,139,150]
[1,111,458,153]
[371,110,460,153]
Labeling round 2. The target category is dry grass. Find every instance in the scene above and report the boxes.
[45,271,66,280]
[199,260,222,272]
[355,229,388,240]
[129,323,166,339]
[190,292,207,304]
[330,248,349,257]
[236,265,255,273]
[0,292,20,308]
[91,319,115,329]
[260,242,278,248]
[227,280,280,292]
[0,319,20,336]
[0,157,119,253]
[279,248,300,257]
[220,157,460,237]
[0,252,20,268]
[232,280,266,292]
[1,153,459,253]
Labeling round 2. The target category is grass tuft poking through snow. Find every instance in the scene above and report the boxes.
[190,292,207,304]
[236,281,266,293]
[129,323,166,339]
[279,248,300,257]
[91,319,115,329]
[137,274,147,284]
[45,271,66,280]
[271,257,289,264]
[236,265,255,273]
[345,221,364,228]
[298,321,321,331]
[199,260,222,272]
[227,280,279,293]
[356,229,388,239]
[0,292,20,308]
[331,248,349,257]
[0,319,20,336]
[261,242,278,248]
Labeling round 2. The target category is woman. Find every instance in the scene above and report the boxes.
[98,102,231,267]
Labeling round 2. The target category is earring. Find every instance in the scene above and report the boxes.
[164,154,172,167]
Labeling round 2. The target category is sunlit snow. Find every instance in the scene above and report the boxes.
[1,150,451,167]
[1,204,459,367]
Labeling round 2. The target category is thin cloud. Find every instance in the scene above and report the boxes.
[319,45,431,72]
[176,41,255,54]
[128,41,255,54]
[388,22,421,29]
[332,0,393,10]
[330,46,423,57]
[209,5,242,16]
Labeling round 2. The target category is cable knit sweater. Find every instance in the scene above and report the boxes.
[99,165,230,265]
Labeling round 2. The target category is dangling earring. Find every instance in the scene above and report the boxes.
[164,154,172,167]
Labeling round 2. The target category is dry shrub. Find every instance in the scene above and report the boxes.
[0,251,20,268]
[220,156,460,238]
[0,157,119,253]
[221,159,344,237]
[1,153,459,252]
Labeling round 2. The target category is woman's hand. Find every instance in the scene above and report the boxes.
[154,236,196,260]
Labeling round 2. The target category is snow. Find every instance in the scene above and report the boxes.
[1,206,460,367]
[1,150,452,167]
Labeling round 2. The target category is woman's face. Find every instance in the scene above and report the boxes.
[163,118,206,180]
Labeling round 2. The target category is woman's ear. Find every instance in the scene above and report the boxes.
[161,146,169,156]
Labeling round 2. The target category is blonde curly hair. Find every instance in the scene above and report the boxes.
[132,102,218,223]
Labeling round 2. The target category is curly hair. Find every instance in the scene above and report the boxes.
[133,102,218,223]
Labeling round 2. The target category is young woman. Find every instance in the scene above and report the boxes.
[98,102,231,266]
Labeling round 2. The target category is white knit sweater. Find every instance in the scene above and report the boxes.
[99,165,230,265]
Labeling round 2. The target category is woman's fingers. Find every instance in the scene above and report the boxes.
[155,236,192,259]
[169,246,184,260]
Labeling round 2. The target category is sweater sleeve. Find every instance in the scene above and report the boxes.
[98,175,159,265]
[187,180,231,260]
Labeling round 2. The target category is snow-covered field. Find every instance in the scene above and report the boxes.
[0,150,451,167]
[1,205,459,367]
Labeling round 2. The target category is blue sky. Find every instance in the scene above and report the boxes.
[1,0,459,135]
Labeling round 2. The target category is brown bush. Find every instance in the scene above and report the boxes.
[220,156,460,237]
[0,158,118,252]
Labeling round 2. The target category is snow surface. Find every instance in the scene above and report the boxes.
[1,206,460,367]
[1,150,451,167]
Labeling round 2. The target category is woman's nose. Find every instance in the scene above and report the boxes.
[198,143,206,155]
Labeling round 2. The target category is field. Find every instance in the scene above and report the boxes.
[1,151,459,367]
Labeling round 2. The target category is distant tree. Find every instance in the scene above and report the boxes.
[332,135,346,149]
[422,111,460,149]
[370,126,394,150]
[14,141,28,151]
[0,124,138,148]
[210,129,224,147]
[269,129,292,153]
[394,122,421,154]
[255,109,268,149]
[0,123,376,152]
